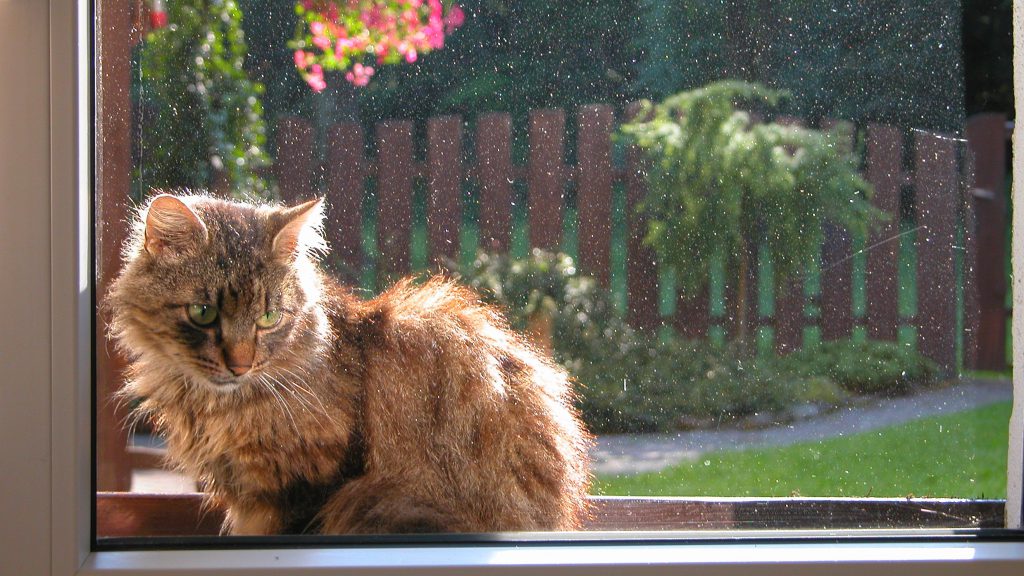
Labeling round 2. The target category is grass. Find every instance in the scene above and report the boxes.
[594,401,1011,500]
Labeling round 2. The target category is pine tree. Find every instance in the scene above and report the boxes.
[620,81,884,346]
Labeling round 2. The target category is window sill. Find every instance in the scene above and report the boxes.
[96,492,1004,540]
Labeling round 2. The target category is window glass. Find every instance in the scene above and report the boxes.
[95,0,1013,541]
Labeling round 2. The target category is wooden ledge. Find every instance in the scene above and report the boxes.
[96,492,1004,538]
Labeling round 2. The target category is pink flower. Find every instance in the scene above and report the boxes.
[307,64,327,92]
[325,2,339,22]
[335,38,351,58]
[310,20,326,36]
[404,46,418,63]
[293,49,311,69]
[345,62,374,87]
[444,5,465,33]
[313,34,332,51]
[424,21,444,49]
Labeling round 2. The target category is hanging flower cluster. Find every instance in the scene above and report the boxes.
[291,0,465,91]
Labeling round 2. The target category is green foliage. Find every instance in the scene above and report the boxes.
[457,250,936,434]
[456,249,624,336]
[620,81,882,306]
[779,340,940,396]
[139,0,270,198]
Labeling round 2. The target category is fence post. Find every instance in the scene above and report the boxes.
[96,0,134,492]
[865,124,903,341]
[325,122,365,284]
[624,103,662,331]
[376,120,415,282]
[427,116,464,267]
[961,150,980,371]
[966,113,1009,370]
[915,131,959,373]
[819,119,855,342]
[577,104,614,285]
[528,109,566,251]
[276,116,316,204]
[773,116,806,353]
[476,113,513,253]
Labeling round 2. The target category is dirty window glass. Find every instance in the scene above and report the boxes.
[95,0,1013,541]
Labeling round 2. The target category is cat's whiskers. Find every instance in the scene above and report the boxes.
[263,368,337,430]
[261,370,318,415]
[254,373,300,437]
[271,365,333,418]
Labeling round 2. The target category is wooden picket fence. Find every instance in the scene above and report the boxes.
[94,106,1010,493]
[270,107,1010,374]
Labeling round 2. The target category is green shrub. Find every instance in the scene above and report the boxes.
[457,250,939,433]
[779,340,939,396]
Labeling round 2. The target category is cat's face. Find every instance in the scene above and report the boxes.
[109,194,328,393]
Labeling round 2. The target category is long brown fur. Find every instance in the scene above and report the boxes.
[107,193,592,535]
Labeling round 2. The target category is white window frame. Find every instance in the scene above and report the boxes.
[1,0,1022,574]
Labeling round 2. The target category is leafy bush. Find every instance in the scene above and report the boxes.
[779,340,939,396]
[572,336,850,433]
[457,250,938,434]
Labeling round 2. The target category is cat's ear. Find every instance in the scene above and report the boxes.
[143,195,208,257]
[271,198,326,262]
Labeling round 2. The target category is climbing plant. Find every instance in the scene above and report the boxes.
[138,0,270,198]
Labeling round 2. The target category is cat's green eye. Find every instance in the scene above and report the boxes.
[187,303,218,326]
[256,310,282,329]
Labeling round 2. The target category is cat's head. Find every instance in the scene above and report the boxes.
[108,193,330,394]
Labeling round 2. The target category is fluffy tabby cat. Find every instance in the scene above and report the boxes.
[107,193,592,535]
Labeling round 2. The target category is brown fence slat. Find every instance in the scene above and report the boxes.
[771,117,805,352]
[774,281,803,353]
[577,104,614,285]
[427,115,464,266]
[325,122,365,284]
[528,109,566,250]
[820,222,853,341]
[864,124,903,341]
[96,493,1002,538]
[914,131,959,373]
[965,113,1009,370]
[818,119,855,341]
[276,116,316,204]
[96,0,135,492]
[961,152,979,371]
[624,104,661,330]
[376,120,415,281]
[674,290,709,339]
[476,113,513,252]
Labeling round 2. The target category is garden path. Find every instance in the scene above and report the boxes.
[592,378,1013,476]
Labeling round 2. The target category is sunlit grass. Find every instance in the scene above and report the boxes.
[594,401,1010,499]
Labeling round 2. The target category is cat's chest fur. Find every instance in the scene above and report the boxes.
[146,357,360,499]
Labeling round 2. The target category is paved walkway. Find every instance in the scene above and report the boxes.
[133,378,1013,491]
[592,378,1013,476]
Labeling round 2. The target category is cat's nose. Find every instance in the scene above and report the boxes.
[227,364,251,376]
[224,342,255,376]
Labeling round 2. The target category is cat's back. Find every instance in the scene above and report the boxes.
[326,276,592,531]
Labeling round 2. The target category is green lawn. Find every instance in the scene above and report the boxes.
[594,401,1011,499]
